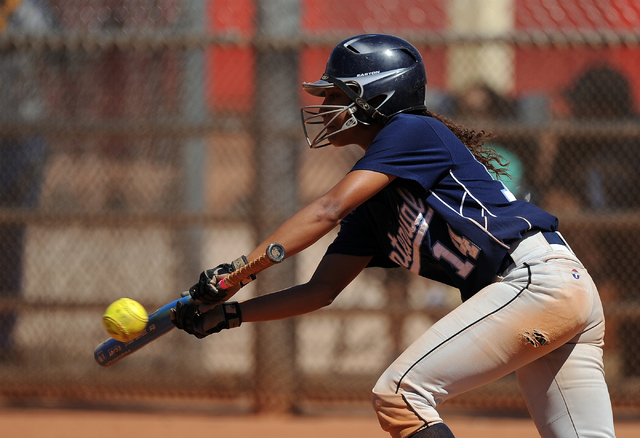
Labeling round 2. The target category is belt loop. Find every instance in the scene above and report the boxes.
[554,231,575,255]
[508,232,557,268]
[498,231,574,279]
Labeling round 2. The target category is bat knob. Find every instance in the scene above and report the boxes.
[266,243,286,263]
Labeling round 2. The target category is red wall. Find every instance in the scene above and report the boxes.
[206,0,256,113]
[514,0,640,114]
[205,0,640,114]
[205,0,447,112]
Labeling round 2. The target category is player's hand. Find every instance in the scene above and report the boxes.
[188,265,230,304]
[170,300,242,339]
[188,256,256,304]
[170,299,206,338]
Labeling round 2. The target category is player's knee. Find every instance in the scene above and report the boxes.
[371,389,429,438]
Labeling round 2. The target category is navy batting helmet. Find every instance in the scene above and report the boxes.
[301,34,428,148]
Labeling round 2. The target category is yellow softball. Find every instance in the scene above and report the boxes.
[102,298,148,343]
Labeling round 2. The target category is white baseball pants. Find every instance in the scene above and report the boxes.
[372,232,616,438]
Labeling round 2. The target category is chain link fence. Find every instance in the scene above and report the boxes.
[1,0,640,415]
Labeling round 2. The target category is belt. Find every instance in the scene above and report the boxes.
[497,231,568,276]
[541,231,566,246]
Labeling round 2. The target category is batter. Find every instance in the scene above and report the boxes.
[172,34,616,438]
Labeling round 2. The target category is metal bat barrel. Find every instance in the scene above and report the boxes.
[94,296,192,367]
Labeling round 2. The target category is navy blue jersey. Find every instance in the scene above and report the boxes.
[326,114,559,301]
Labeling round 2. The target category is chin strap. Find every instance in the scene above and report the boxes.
[322,74,389,124]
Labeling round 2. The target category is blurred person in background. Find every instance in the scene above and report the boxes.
[452,83,529,201]
[554,65,639,211]
[562,65,640,377]
[172,34,616,438]
[0,0,53,361]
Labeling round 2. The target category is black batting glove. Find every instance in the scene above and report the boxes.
[188,264,231,304]
[170,299,206,339]
[189,256,256,304]
[170,300,242,339]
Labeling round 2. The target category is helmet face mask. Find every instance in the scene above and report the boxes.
[301,103,358,149]
[301,34,427,148]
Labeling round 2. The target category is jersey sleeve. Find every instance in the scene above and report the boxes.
[326,207,400,269]
[350,115,455,192]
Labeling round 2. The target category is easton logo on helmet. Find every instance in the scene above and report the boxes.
[357,71,381,77]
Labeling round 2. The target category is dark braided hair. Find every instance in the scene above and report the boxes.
[422,110,510,178]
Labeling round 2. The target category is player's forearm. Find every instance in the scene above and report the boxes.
[211,202,338,303]
[239,283,335,322]
[247,198,343,262]
[237,254,371,322]
[247,170,394,263]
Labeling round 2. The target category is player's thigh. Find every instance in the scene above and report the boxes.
[375,261,591,402]
[516,342,615,438]
[372,279,536,434]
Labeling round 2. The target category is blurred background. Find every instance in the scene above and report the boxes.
[1,0,640,419]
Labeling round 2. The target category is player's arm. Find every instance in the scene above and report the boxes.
[190,169,394,304]
[173,252,372,337]
[247,169,395,261]
[240,253,372,322]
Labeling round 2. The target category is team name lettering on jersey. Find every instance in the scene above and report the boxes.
[388,188,432,273]
[387,188,483,279]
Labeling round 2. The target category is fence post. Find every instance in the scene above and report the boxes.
[174,1,207,368]
[251,0,301,413]
[179,1,206,285]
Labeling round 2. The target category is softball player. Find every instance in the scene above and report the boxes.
[173,34,616,438]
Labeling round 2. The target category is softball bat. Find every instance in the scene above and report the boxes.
[94,243,286,367]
